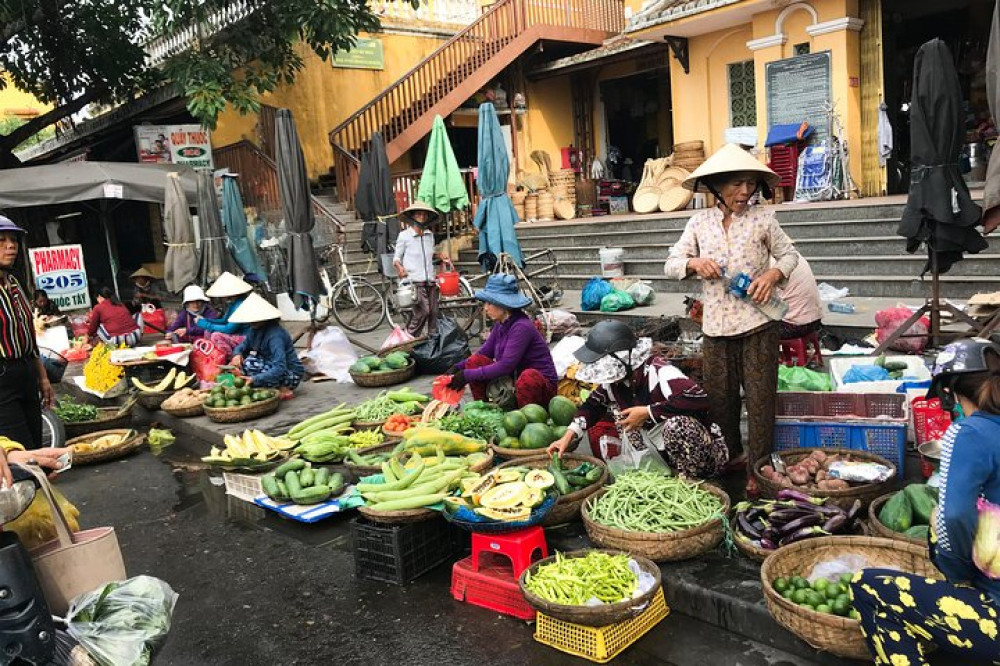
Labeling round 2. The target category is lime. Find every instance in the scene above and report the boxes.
[238,387,251,399]
[849,609,861,621]
[240,396,253,406]
[806,591,824,608]
[791,589,808,605]
[233,377,245,389]
[225,388,240,401]
[791,576,809,590]
[812,578,830,592]
[832,597,851,616]
[840,573,855,586]
[815,604,832,615]
[826,583,844,600]
[211,386,224,395]
[226,400,239,407]
[773,577,790,593]
[780,588,795,600]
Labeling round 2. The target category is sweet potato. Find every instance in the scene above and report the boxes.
[818,479,850,491]
[801,458,820,475]
[761,464,775,476]
[788,468,811,486]
[815,469,828,482]
[809,449,828,463]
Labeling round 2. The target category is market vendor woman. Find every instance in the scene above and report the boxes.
[198,271,252,359]
[851,338,1000,666]
[548,321,728,479]
[228,293,304,395]
[448,274,557,409]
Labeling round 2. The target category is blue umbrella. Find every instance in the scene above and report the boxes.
[221,175,261,276]
[473,103,523,270]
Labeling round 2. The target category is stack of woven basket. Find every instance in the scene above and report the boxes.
[550,168,577,220]
[511,190,528,221]
[524,192,539,220]
[536,190,555,220]
[671,141,706,173]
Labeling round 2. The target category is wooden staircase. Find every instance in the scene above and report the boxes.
[329,0,623,208]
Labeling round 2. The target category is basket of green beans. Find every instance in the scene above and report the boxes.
[519,549,662,626]
[581,471,731,563]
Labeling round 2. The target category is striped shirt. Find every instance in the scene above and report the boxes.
[0,273,38,359]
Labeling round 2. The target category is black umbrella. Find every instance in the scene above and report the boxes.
[353,132,397,262]
[276,108,322,310]
[898,38,985,275]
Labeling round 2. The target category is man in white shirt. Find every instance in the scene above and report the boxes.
[393,201,448,336]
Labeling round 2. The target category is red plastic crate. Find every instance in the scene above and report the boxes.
[912,397,952,445]
[451,556,535,620]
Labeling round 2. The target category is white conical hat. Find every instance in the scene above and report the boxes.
[205,271,252,298]
[228,293,282,324]
[682,143,779,192]
[181,285,208,303]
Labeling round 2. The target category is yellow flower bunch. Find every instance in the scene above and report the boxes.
[83,344,124,392]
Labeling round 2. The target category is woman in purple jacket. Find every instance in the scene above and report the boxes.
[166,285,219,344]
[447,274,557,409]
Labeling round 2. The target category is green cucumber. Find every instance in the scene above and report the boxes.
[328,473,345,497]
[285,470,302,495]
[261,474,287,501]
[291,485,332,505]
[276,479,288,497]
[299,465,315,488]
[274,459,306,478]
[314,467,331,487]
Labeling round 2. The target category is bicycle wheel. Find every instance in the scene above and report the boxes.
[40,408,66,448]
[331,278,386,333]
[441,278,483,336]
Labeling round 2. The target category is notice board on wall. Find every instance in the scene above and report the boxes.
[765,51,832,139]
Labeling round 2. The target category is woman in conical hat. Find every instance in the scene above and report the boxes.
[663,143,801,492]
[228,293,304,394]
[197,271,253,359]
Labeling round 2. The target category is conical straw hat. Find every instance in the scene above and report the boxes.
[205,271,253,298]
[228,292,282,324]
[682,143,779,192]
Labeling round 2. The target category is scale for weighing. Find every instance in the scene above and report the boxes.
[918,439,942,488]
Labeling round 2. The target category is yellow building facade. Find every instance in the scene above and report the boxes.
[0,74,50,120]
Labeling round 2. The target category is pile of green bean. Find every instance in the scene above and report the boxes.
[589,471,724,533]
[524,552,636,605]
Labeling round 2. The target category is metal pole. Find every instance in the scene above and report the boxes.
[101,201,120,299]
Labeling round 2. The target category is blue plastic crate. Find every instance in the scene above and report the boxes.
[774,420,906,471]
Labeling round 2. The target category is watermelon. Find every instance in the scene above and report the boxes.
[521,404,549,424]
[548,396,577,427]
[499,436,521,449]
[520,423,554,449]
[503,410,528,437]
[551,425,568,440]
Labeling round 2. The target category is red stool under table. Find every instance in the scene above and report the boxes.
[470,526,548,578]
[780,331,823,367]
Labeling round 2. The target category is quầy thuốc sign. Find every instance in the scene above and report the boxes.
[28,245,91,310]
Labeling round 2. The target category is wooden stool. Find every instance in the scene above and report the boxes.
[780,331,823,367]
[470,526,548,578]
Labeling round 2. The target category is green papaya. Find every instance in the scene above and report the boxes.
[903,484,937,525]
[880,491,913,533]
[350,361,371,375]
[903,525,930,540]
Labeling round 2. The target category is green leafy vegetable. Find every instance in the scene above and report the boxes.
[54,396,99,423]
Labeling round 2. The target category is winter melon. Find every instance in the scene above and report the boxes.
[548,396,577,427]
[521,404,549,424]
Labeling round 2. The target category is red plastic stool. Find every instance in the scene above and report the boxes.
[470,526,548,578]
[780,331,823,367]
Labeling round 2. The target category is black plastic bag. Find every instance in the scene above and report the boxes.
[412,317,470,375]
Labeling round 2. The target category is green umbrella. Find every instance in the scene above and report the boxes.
[417,115,469,214]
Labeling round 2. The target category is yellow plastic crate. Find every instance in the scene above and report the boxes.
[533,588,669,663]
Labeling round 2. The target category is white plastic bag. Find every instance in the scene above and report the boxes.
[601,421,672,478]
[550,335,587,378]
[626,282,655,306]
[817,282,850,301]
[300,326,358,383]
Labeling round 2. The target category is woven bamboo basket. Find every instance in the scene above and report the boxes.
[753,448,898,510]
[68,429,145,466]
[518,549,662,626]
[733,512,871,562]
[342,441,398,478]
[162,402,205,418]
[490,438,578,460]
[537,192,555,220]
[357,505,438,524]
[136,390,174,410]
[63,406,134,439]
[761,536,942,660]
[583,484,730,562]
[553,199,575,220]
[513,204,526,221]
[868,492,931,549]
[673,140,704,152]
[353,418,387,432]
[510,190,528,205]
[204,394,280,424]
[380,338,426,356]
[496,454,607,526]
[350,360,416,388]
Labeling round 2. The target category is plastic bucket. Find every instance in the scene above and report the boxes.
[437,260,460,297]
[599,247,624,278]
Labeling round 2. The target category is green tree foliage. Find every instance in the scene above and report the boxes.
[0,0,401,164]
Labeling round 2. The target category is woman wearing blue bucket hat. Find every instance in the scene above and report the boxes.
[447,274,557,409]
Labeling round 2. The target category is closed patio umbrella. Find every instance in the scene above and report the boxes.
[983,0,1000,233]
[221,175,261,276]
[276,108,321,309]
[354,132,398,260]
[473,103,523,271]
[196,169,235,285]
[163,172,198,294]
[897,38,985,275]
[418,115,469,214]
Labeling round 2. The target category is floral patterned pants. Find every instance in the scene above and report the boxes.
[850,569,1000,665]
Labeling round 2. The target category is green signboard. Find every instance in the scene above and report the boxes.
[333,39,384,70]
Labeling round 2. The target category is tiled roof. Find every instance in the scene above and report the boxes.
[626,0,744,33]
[531,36,657,74]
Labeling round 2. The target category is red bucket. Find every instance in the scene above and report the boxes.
[437,260,460,297]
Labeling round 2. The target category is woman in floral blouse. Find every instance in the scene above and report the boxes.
[664,144,799,489]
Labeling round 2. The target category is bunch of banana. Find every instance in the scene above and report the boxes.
[131,368,196,393]
[202,429,296,466]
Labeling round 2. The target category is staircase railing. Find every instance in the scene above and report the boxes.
[214,140,345,247]
[329,0,623,209]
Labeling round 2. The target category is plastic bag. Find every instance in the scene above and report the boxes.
[432,374,465,405]
[600,289,635,313]
[808,555,875,584]
[140,305,166,336]
[875,307,930,353]
[581,277,613,311]
[5,487,80,550]
[190,339,226,383]
[601,424,673,478]
[843,365,890,384]
[534,309,581,341]
[300,326,358,382]
[626,282,655,306]
[778,365,833,391]
[67,575,178,666]
[550,335,587,378]
[412,317,470,375]
[827,461,894,483]
[817,282,850,301]
[380,325,416,352]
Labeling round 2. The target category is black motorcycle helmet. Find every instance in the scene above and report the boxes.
[927,338,1000,411]
[575,321,637,364]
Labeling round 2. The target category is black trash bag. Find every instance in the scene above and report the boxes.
[411,317,470,375]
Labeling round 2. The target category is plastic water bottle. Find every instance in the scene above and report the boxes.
[726,271,789,321]
[828,302,856,314]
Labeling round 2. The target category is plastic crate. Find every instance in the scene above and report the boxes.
[223,472,264,503]
[450,556,534,620]
[912,397,951,445]
[776,392,907,420]
[534,588,669,663]
[351,516,458,585]
[774,420,906,471]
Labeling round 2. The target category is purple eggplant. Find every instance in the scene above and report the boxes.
[769,508,816,525]
[777,488,822,504]
[760,537,777,550]
[779,526,830,547]
[823,513,848,533]
[846,499,863,526]
[778,513,824,535]
[747,507,766,522]
[737,512,763,539]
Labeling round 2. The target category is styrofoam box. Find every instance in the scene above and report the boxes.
[829,355,931,394]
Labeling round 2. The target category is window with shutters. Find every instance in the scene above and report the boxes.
[728,60,757,127]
